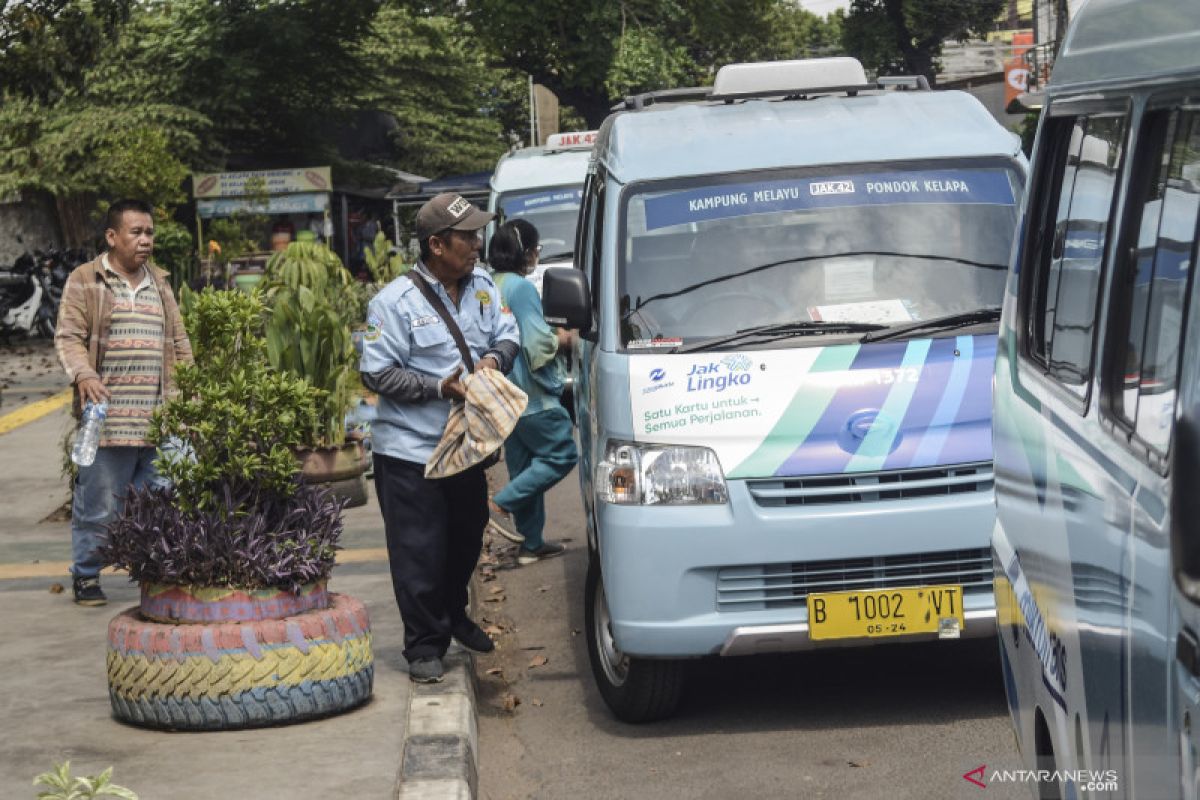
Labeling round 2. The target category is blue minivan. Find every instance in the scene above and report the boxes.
[544,57,1026,721]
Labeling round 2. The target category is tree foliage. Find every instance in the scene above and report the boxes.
[356,4,523,176]
[0,0,132,102]
[0,0,851,255]
[465,0,843,126]
[842,0,1004,85]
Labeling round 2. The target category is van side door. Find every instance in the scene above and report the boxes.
[1102,98,1200,798]
[574,171,605,548]
[1012,101,1133,792]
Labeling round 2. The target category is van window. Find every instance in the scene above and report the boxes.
[1109,106,1200,453]
[496,185,582,261]
[616,163,1021,348]
[1026,112,1128,394]
[588,177,605,311]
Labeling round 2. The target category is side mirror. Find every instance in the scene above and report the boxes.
[1173,412,1200,600]
[542,267,593,338]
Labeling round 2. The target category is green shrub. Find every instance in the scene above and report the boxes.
[33,762,137,800]
[104,287,346,591]
[152,287,321,512]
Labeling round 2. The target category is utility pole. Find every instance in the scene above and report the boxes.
[1054,0,1069,56]
[528,75,537,148]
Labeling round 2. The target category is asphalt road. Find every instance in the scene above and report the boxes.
[0,338,65,406]
[475,469,1026,800]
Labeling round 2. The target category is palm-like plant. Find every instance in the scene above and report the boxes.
[260,240,358,446]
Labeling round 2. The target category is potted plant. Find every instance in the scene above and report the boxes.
[259,240,370,505]
[101,288,373,731]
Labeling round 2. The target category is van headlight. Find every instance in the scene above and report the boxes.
[595,440,729,505]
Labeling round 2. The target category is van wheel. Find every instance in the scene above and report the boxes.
[1034,710,1062,800]
[585,553,684,722]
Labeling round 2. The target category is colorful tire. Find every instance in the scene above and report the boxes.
[139,581,330,624]
[107,593,373,731]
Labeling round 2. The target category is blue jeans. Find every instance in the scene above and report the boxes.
[71,446,160,578]
[493,405,578,550]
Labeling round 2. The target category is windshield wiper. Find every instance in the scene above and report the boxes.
[632,252,1010,312]
[859,306,1002,343]
[672,320,887,354]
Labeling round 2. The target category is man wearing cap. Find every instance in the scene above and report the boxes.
[360,193,520,683]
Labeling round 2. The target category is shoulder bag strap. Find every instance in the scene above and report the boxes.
[406,270,474,371]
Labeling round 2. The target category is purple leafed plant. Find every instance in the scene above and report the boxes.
[101,479,346,593]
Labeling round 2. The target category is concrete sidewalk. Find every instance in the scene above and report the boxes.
[0,404,479,799]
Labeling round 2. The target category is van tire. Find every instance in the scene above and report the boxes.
[585,553,684,722]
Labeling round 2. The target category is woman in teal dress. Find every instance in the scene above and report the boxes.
[487,219,578,564]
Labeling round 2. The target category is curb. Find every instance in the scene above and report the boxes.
[397,648,479,800]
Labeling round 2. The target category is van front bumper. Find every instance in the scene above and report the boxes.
[596,480,998,658]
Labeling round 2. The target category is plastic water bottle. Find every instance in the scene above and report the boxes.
[71,401,108,467]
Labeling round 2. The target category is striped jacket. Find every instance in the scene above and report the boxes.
[54,256,193,418]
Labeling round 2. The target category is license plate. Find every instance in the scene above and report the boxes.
[807,584,964,641]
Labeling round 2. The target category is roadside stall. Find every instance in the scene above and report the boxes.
[387,171,491,252]
[192,166,334,288]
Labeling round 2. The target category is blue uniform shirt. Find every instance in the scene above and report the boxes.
[360,263,519,464]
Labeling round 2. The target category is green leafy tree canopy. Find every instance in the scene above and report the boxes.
[842,0,1004,86]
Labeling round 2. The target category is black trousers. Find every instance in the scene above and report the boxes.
[373,453,489,661]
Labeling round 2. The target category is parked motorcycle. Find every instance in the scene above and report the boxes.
[0,250,61,340]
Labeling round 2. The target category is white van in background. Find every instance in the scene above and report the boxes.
[487,131,596,294]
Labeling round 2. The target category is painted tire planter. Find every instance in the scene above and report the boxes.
[139,581,330,624]
[107,593,373,731]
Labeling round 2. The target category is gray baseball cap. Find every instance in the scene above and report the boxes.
[415,193,494,240]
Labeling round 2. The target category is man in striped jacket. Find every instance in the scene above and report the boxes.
[54,199,193,607]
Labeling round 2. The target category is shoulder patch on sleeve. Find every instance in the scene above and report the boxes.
[364,311,384,342]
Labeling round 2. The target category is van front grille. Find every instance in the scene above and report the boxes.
[716,548,993,611]
[747,462,993,507]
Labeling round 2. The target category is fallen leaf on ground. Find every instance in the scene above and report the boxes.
[538,585,550,593]
[489,585,505,595]
[485,595,505,603]
[529,655,548,668]
[531,698,544,707]
[485,667,503,676]
[848,761,868,768]
[501,693,520,712]
[520,645,545,651]
[48,583,64,594]
[484,625,504,637]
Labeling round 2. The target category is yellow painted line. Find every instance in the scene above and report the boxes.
[0,547,390,581]
[336,547,389,564]
[0,563,120,580]
[0,388,72,435]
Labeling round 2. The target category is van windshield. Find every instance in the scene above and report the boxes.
[497,185,583,261]
[618,164,1022,349]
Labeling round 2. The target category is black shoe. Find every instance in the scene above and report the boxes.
[408,656,445,683]
[487,504,525,544]
[518,541,566,566]
[73,576,107,606]
[452,618,495,653]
